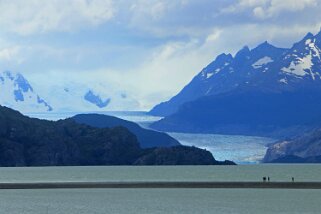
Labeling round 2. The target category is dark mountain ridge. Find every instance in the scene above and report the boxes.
[0,105,234,166]
[151,89,321,137]
[150,29,321,138]
[72,113,180,148]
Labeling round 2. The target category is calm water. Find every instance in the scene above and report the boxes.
[1,189,321,214]
[1,165,321,183]
[0,165,321,214]
[20,112,321,213]
[26,111,275,163]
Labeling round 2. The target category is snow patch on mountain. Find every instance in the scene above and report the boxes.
[279,78,288,84]
[35,81,140,112]
[203,62,231,79]
[281,54,313,77]
[306,39,321,60]
[200,53,233,80]
[252,56,273,69]
[0,71,52,112]
[0,70,141,112]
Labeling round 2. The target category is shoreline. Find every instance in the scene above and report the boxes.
[0,181,321,189]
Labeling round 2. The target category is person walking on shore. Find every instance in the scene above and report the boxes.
[292,177,294,182]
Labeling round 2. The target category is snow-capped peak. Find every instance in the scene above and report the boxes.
[255,41,275,50]
[0,71,52,112]
[281,31,321,80]
[306,38,321,60]
[200,53,233,79]
[150,28,321,117]
[234,46,250,60]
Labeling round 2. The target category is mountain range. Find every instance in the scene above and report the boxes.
[0,70,140,113]
[0,105,235,166]
[150,29,321,137]
[0,71,52,112]
[73,113,180,148]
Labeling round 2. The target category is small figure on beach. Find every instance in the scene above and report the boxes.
[268,177,270,182]
[263,177,266,182]
[292,177,294,182]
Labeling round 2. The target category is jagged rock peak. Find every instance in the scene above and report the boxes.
[214,53,233,62]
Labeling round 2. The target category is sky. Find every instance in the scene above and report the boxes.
[1,0,321,110]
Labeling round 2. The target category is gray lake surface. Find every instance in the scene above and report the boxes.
[18,112,321,213]
[1,165,321,183]
[0,165,321,214]
[1,188,321,214]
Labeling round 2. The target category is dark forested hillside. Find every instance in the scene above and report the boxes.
[72,114,180,148]
[0,105,234,166]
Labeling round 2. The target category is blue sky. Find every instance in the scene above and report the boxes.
[1,0,321,109]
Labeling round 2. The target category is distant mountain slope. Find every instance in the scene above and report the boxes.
[150,29,321,137]
[0,70,140,113]
[150,90,321,137]
[150,30,321,117]
[40,82,140,111]
[263,128,321,163]
[0,105,232,166]
[0,71,52,112]
[72,114,180,148]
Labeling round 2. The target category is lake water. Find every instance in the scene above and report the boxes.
[6,112,321,213]
[0,165,321,214]
[2,188,321,214]
[26,111,276,164]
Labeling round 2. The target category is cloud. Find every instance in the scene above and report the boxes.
[253,0,318,19]
[222,0,318,19]
[0,0,115,35]
[221,0,268,13]
[0,46,23,64]
[129,0,168,20]
[205,29,223,43]
[124,0,197,38]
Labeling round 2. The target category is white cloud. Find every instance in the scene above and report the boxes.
[0,0,115,35]
[253,0,318,19]
[124,0,198,38]
[221,0,268,14]
[130,1,167,20]
[205,29,223,43]
[128,0,188,21]
[111,39,209,108]
[0,47,19,61]
[223,0,318,19]
[238,0,268,7]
